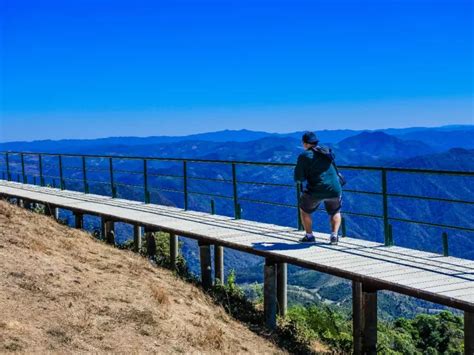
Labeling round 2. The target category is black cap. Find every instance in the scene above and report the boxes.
[302,131,319,145]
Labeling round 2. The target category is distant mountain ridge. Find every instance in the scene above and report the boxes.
[1,125,472,152]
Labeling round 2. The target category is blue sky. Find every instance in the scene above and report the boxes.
[1,0,472,141]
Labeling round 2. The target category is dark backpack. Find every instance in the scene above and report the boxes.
[311,146,347,186]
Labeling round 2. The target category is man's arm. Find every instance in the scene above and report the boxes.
[294,154,306,182]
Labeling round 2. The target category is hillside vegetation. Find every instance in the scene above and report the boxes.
[0,200,285,354]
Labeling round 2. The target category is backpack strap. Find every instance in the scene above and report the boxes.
[311,146,346,186]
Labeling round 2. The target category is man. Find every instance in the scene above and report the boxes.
[294,131,343,244]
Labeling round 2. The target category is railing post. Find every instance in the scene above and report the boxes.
[169,233,178,271]
[341,217,347,238]
[296,182,303,230]
[232,163,239,219]
[5,152,10,181]
[183,161,188,210]
[214,245,224,285]
[237,203,242,219]
[442,232,449,256]
[210,199,215,215]
[82,156,89,193]
[39,154,44,186]
[388,223,394,246]
[382,169,389,246]
[277,262,287,317]
[21,153,27,183]
[465,311,474,355]
[264,258,277,330]
[109,157,116,198]
[198,240,212,290]
[58,155,64,190]
[143,159,150,203]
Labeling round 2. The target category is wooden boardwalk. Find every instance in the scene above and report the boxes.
[1,180,473,353]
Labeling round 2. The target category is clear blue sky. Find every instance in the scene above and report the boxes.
[0,0,472,141]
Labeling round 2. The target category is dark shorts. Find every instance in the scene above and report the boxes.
[299,193,342,215]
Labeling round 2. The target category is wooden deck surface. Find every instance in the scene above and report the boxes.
[1,180,474,312]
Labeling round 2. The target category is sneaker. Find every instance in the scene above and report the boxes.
[330,234,339,245]
[300,234,316,243]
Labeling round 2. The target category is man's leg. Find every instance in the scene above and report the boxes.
[300,208,313,235]
[329,212,342,235]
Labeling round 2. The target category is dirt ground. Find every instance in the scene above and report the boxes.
[0,199,287,354]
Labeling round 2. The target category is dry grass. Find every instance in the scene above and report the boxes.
[0,200,285,354]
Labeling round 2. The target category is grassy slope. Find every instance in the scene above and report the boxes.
[0,200,285,354]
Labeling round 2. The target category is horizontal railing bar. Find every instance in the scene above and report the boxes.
[187,176,232,183]
[113,182,145,189]
[187,190,234,199]
[238,197,296,208]
[83,168,111,173]
[388,217,474,232]
[62,166,83,170]
[238,180,294,188]
[83,179,110,185]
[148,172,184,179]
[344,189,382,196]
[62,177,85,182]
[148,187,184,194]
[387,192,474,205]
[338,210,383,219]
[112,169,145,175]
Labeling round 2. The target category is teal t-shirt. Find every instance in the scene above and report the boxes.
[294,148,342,198]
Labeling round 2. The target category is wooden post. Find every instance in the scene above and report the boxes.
[352,281,363,355]
[214,245,224,285]
[101,217,115,245]
[169,233,178,270]
[133,225,143,253]
[145,229,157,259]
[44,204,58,220]
[264,258,277,330]
[74,212,83,229]
[277,262,287,317]
[466,311,474,355]
[23,199,32,210]
[198,240,212,290]
[362,284,378,355]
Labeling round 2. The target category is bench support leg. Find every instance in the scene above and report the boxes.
[352,281,363,355]
[214,245,224,285]
[264,258,277,330]
[466,311,474,355]
[362,284,378,355]
[45,204,58,220]
[198,241,212,290]
[277,262,287,317]
[169,233,178,270]
[101,217,115,245]
[133,225,143,253]
[74,212,83,229]
[145,229,156,259]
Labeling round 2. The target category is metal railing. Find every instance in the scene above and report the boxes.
[0,151,473,256]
